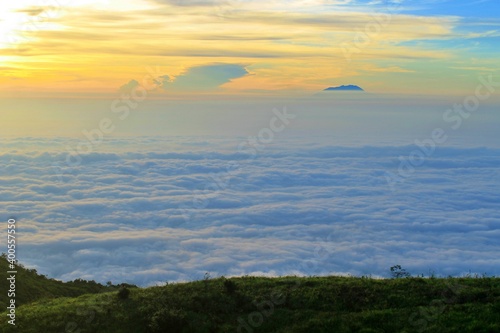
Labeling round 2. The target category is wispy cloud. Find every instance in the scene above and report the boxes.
[2,0,496,95]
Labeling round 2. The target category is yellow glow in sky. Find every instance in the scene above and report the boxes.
[0,0,499,96]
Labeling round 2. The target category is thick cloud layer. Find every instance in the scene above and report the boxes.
[1,137,499,286]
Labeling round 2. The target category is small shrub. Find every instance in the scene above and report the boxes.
[149,308,188,333]
[223,279,237,295]
[390,265,411,278]
[117,287,130,300]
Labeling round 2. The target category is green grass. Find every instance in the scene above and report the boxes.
[1,256,499,332]
[0,255,116,309]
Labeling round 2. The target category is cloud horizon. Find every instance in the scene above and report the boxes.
[2,137,499,286]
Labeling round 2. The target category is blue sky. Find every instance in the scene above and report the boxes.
[401,0,500,18]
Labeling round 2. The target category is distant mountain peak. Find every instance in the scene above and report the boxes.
[324,85,364,91]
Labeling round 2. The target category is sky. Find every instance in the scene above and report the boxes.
[0,0,499,97]
[1,1,499,286]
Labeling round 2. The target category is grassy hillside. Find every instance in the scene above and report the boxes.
[1,271,499,333]
[0,255,115,309]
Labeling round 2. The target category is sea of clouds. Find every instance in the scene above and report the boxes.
[1,135,499,286]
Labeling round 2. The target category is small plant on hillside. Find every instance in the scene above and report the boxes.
[117,286,130,300]
[203,272,211,292]
[223,279,237,295]
[390,265,411,278]
[149,308,188,333]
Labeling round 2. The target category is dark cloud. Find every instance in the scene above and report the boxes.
[120,64,249,93]
[161,63,249,90]
[118,79,139,94]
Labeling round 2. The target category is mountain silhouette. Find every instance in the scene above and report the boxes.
[324,85,364,91]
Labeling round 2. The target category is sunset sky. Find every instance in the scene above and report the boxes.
[1,0,499,97]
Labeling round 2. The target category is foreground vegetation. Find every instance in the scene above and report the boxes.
[0,254,118,309]
[1,257,499,332]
